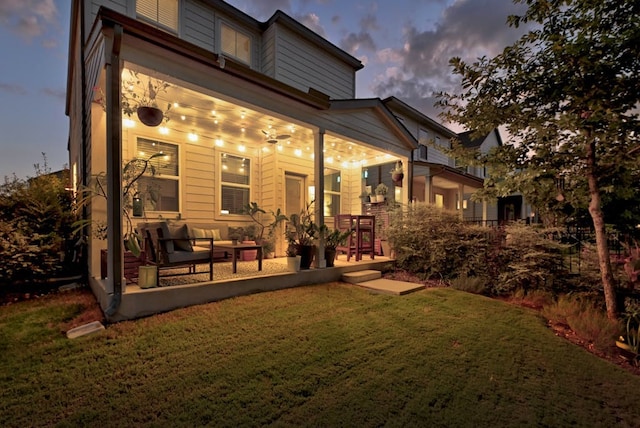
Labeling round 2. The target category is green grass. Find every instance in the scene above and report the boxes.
[2,284,640,427]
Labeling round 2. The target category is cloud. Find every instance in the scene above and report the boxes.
[40,87,66,100]
[0,0,58,42]
[297,13,326,37]
[339,13,378,55]
[0,83,28,95]
[370,0,529,117]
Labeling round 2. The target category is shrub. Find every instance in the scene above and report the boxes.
[0,159,79,290]
[494,223,570,295]
[387,203,496,279]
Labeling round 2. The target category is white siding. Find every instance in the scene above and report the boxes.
[183,0,215,51]
[273,24,355,99]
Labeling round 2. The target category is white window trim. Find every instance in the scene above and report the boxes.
[218,20,253,66]
[135,136,182,217]
[219,152,252,217]
[135,0,180,35]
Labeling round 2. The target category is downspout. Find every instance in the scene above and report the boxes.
[105,24,124,316]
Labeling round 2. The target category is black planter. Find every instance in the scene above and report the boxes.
[137,106,164,127]
[325,247,337,267]
[297,244,315,270]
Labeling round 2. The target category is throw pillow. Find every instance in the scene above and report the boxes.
[208,229,222,241]
[170,224,193,252]
[191,227,206,239]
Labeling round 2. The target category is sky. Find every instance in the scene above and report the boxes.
[0,0,526,179]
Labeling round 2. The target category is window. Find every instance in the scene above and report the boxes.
[137,0,179,32]
[137,138,180,212]
[417,128,429,161]
[221,23,251,64]
[221,154,250,215]
[323,169,341,217]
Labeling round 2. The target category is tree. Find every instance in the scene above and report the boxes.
[437,0,640,319]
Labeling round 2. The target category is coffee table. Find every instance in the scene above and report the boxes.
[216,243,263,274]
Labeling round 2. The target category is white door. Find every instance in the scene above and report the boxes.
[285,174,305,217]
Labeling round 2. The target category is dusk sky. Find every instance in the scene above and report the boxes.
[0,0,525,179]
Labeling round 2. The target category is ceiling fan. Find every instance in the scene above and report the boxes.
[262,128,291,144]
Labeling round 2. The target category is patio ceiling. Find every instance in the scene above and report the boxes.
[121,65,399,169]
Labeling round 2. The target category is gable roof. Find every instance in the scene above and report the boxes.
[458,129,503,149]
[382,96,458,139]
[329,98,418,150]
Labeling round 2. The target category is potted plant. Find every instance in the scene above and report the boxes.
[228,227,243,246]
[285,241,301,272]
[359,190,370,203]
[76,153,164,282]
[286,201,318,269]
[243,202,288,257]
[375,183,388,202]
[321,226,351,267]
[121,70,172,127]
[391,161,404,186]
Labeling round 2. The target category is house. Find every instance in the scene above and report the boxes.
[66,0,503,320]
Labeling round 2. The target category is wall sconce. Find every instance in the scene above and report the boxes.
[308,186,315,202]
[362,168,369,179]
[462,199,468,210]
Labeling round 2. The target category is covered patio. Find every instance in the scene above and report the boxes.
[81,9,413,320]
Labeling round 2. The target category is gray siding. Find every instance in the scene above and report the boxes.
[183,0,215,51]
[273,25,355,99]
[261,24,277,79]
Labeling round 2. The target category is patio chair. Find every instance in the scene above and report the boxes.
[335,214,357,261]
[139,221,214,287]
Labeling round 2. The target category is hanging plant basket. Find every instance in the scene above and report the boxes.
[137,106,164,127]
[392,172,404,185]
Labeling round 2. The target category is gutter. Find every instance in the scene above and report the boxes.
[105,23,124,317]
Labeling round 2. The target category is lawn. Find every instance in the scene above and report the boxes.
[2,283,640,427]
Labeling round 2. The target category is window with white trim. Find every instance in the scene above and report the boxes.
[221,23,251,64]
[323,169,341,217]
[417,128,429,161]
[137,0,179,32]
[221,153,250,215]
[137,138,180,212]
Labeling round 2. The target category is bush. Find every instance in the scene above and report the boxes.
[0,159,80,290]
[388,203,497,280]
[493,223,570,295]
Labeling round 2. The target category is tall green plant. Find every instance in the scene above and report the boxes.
[0,157,79,288]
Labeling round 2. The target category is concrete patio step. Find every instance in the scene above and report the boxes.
[341,270,382,284]
[342,269,425,295]
[357,278,425,296]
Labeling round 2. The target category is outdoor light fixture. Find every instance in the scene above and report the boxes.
[362,168,369,179]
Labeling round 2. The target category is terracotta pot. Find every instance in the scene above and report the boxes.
[137,106,164,127]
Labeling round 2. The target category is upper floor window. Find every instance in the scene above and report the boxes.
[137,138,180,213]
[221,153,250,215]
[137,0,179,32]
[221,23,251,64]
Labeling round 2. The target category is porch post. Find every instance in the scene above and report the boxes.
[458,183,464,219]
[314,128,326,268]
[482,200,488,226]
[105,24,124,303]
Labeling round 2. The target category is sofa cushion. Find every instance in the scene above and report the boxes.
[159,222,174,254]
[170,224,193,252]
[192,226,222,241]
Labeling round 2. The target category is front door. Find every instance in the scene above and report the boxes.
[285,174,305,217]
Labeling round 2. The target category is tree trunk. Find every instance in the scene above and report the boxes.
[586,139,617,319]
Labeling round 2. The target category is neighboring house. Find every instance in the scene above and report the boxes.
[66,0,501,319]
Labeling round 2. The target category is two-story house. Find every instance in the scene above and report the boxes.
[67,0,501,320]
